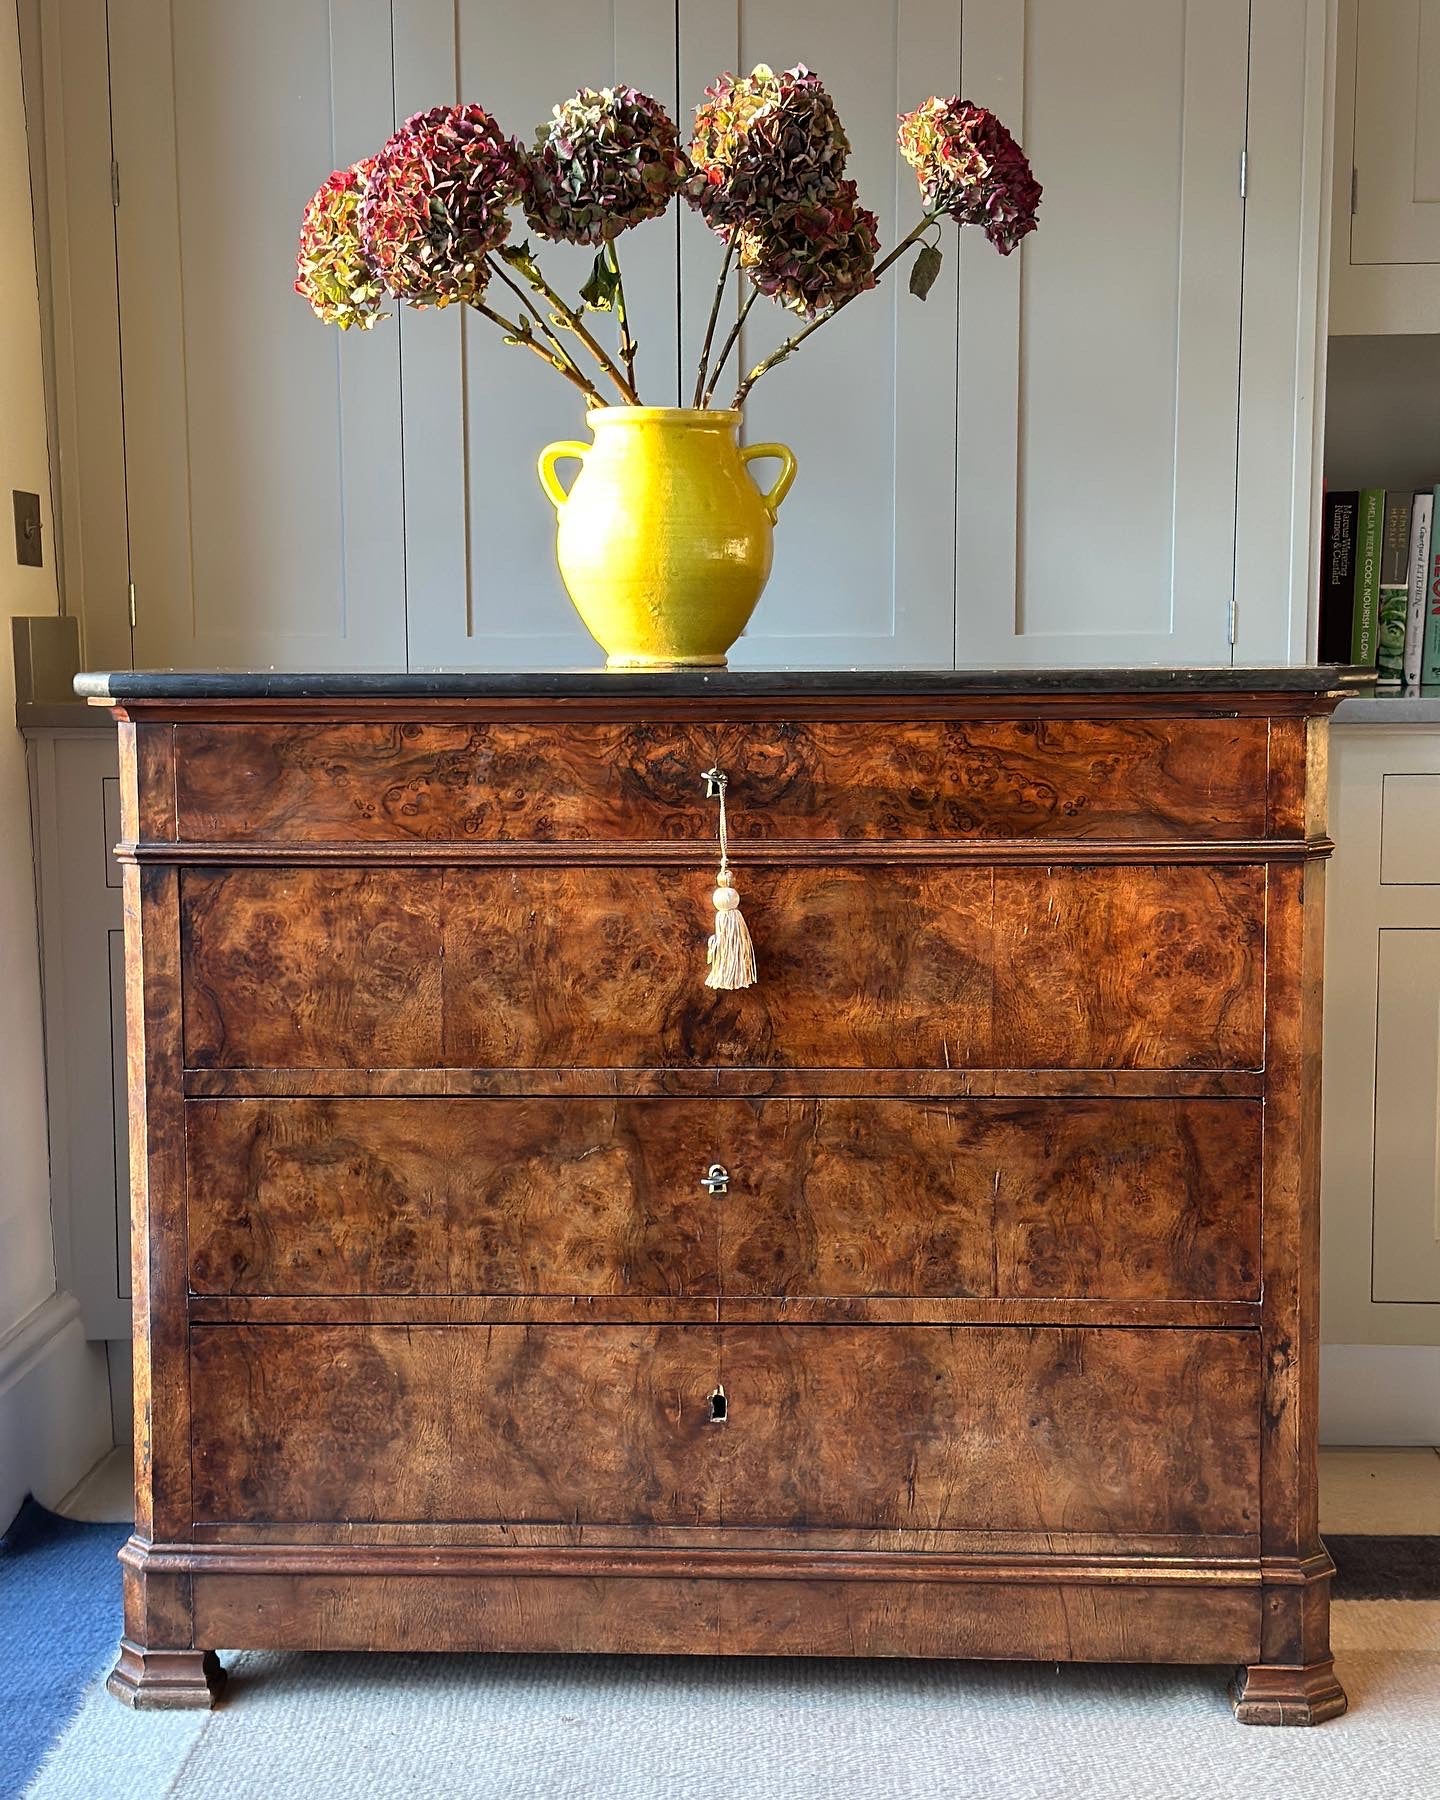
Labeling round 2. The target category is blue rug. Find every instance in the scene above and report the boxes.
[0,1500,126,1799]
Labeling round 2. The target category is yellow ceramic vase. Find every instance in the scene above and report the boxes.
[537,407,797,667]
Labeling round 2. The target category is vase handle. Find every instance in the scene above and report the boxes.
[741,443,798,522]
[538,441,590,511]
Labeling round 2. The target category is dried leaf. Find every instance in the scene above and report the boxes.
[580,251,620,312]
[909,242,943,301]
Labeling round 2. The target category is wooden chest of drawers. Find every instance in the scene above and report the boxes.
[82,669,1354,1723]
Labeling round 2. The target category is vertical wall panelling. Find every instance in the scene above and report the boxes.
[679,3,960,668]
[955,0,1249,666]
[1235,0,1337,665]
[29,0,130,670]
[395,0,681,669]
[108,0,406,669]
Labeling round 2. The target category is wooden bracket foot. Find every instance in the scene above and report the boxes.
[107,1641,227,1710]
[1231,1659,1347,1726]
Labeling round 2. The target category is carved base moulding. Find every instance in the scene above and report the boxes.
[89,669,1356,1721]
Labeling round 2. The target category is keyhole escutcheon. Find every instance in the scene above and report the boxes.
[708,1386,727,1423]
[700,1163,730,1195]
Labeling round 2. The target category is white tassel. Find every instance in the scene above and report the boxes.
[702,768,758,991]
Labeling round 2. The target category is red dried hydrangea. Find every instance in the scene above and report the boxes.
[359,103,529,305]
[525,86,688,245]
[736,181,879,318]
[295,160,387,329]
[897,98,1041,254]
[687,64,850,233]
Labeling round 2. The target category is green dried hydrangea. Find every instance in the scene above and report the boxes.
[294,161,388,329]
[687,64,850,233]
[525,86,688,245]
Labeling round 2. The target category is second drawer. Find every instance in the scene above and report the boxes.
[186,1096,1261,1302]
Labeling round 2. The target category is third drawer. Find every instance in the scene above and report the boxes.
[186,1095,1261,1302]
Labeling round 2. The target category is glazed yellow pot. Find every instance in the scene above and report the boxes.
[537,407,797,667]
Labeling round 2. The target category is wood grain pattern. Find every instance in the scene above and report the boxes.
[993,866,1266,1068]
[171,717,1271,844]
[189,1570,1260,1663]
[184,1096,1258,1303]
[181,864,1263,1072]
[188,1323,1259,1536]
[185,1098,716,1298]
[190,1324,719,1526]
[720,1098,1261,1302]
[717,1326,1259,1536]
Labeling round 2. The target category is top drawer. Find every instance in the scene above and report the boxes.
[169,718,1271,844]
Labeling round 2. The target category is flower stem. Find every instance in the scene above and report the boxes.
[469,299,607,406]
[729,212,942,409]
[692,236,737,408]
[486,257,597,395]
[702,286,759,409]
[497,245,639,403]
[605,237,639,401]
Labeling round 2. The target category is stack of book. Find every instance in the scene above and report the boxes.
[1321,488,1440,685]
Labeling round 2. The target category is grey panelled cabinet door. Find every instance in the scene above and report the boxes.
[954,0,1249,665]
[108,0,406,670]
[395,0,681,670]
[1350,0,1440,266]
[679,3,961,668]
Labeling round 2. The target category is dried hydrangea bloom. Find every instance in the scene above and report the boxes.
[687,63,851,233]
[897,97,1042,254]
[736,182,879,318]
[524,86,687,245]
[294,162,387,329]
[359,103,529,305]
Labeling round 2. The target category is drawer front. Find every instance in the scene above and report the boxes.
[185,1098,717,1297]
[188,1323,1259,1536]
[717,1325,1259,1535]
[181,864,1264,1071]
[720,1097,1261,1302]
[190,1324,717,1525]
[185,1097,1259,1302]
[171,717,1271,844]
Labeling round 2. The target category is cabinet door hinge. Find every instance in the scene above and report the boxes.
[1227,598,1239,646]
[111,160,120,209]
[1239,149,1247,199]
[1351,166,1359,216]
[128,583,136,630]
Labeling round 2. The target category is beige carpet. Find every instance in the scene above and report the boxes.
[25,1601,1440,1800]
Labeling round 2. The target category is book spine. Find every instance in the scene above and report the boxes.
[1351,487,1386,665]
[1404,493,1433,689]
[1319,491,1358,664]
[1377,493,1415,682]
[1426,484,1440,687]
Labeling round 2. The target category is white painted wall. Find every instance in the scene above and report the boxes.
[0,0,110,1524]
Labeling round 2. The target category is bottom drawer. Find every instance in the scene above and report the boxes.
[189,1324,1260,1536]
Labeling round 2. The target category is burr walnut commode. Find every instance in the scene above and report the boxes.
[78,666,1358,1724]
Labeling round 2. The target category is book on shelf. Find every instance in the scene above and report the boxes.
[1426,485,1440,687]
[1376,492,1415,683]
[1404,493,1433,690]
[1320,490,1358,665]
[1350,486,1386,666]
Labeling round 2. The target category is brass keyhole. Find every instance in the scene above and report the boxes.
[708,1386,727,1423]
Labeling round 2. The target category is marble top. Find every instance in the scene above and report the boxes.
[76,665,1371,703]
